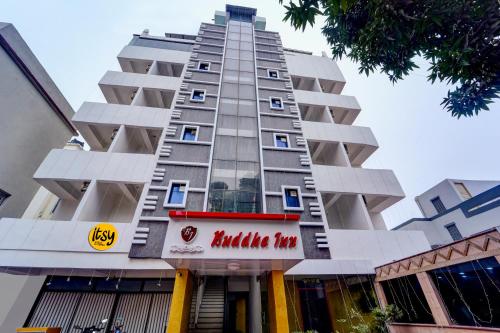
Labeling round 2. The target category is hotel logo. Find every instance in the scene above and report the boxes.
[88,223,118,251]
[181,226,197,243]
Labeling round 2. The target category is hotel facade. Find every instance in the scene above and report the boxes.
[0,6,433,333]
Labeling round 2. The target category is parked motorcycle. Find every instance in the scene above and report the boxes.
[112,317,125,333]
[73,318,108,333]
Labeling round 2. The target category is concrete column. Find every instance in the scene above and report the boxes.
[416,272,452,326]
[373,281,388,308]
[166,269,193,333]
[249,275,262,333]
[267,271,289,333]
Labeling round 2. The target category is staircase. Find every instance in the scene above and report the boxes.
[189,277,225,333]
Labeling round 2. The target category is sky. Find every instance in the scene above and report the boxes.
[1,0,499,228]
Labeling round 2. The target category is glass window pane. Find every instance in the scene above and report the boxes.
[240,41,253,51]
[225,49,239,59]
[241,26,252,34]
[239,60,254,72]
[217,115,238,135]
[240,34,252,42]
[276,135,288,147]
[238,100,257,117]
[239,71,255,84]
[237,137,259,161]
[223,70,239,83]
[219,98,238,116]
[224,59,239,70]
[228,25,240,33]
[238,116,257,137]
[182,128,197,141]
[214,136,237,160]
[168,184,185,204]
[210,160,236,191]
[240,50,253,61]
[236,162,260,191]
[226,40,239,50]
[239,84,256,99]
[221,83,238,98]
[285,189,300,207]
[228,32,239,40]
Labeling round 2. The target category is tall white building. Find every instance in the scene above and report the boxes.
[0,6,430,333]
[395,179,500,247]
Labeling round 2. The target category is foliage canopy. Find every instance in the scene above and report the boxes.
[280,0,500,118]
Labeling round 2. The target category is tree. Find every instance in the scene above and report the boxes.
[279,0,500,118]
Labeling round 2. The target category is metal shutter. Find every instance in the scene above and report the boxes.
[28,292,80,332]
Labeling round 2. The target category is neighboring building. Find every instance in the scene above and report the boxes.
[0,23,76,332]
[0,139,84,333]
[0,22,76,218]
[374,227,500,333]
[0,6,430,333]
[395,179,500,247]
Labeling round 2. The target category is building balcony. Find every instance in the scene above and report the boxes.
[285,53,345,93]
[98,71,181,107]
[73,102,171,151]
[312,164,404,213]
[118,45,190,71]
[293,90,361,125]
[302,121,378,166]
[33,149,155,201]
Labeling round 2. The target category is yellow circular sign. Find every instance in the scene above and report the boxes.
[88,223,118,251]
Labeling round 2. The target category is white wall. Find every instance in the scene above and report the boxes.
[287,229,430,275]
[0,47,73,218]
[399,206,500,246]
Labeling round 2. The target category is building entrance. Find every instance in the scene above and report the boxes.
[187,275,261,333]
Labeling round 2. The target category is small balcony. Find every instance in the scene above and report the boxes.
[312,164,404,213]
[291,75,321,92]
[294,90,360,125]
[298,104,332,123]
[109,126,161,155]
[73,102,172,151]
[98,71,180,108]
[33,149,155,194]
[302,121,378,166]
[75,181,143,223]
[285,53,346,93]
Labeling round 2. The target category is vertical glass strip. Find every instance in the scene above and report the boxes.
[208,19,262,213]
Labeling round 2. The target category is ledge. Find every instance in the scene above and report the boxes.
[168,211,300,222]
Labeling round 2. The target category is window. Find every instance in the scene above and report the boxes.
[164,181,189,207]
[454,182,472,200]
[198,61,210,71]
[0,188,11,207]
[190,89,206,102]
[445,223,463,241]
[270,97,283,110]
[430,196,446,214]
[274,133,289,148]
[282,186,303,211]
[181,126,199,141]
[267,69,279,79]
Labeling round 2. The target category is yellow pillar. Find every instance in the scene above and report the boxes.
[166,269,193,333]
[267,270,290,333]
[236,298,247,333]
